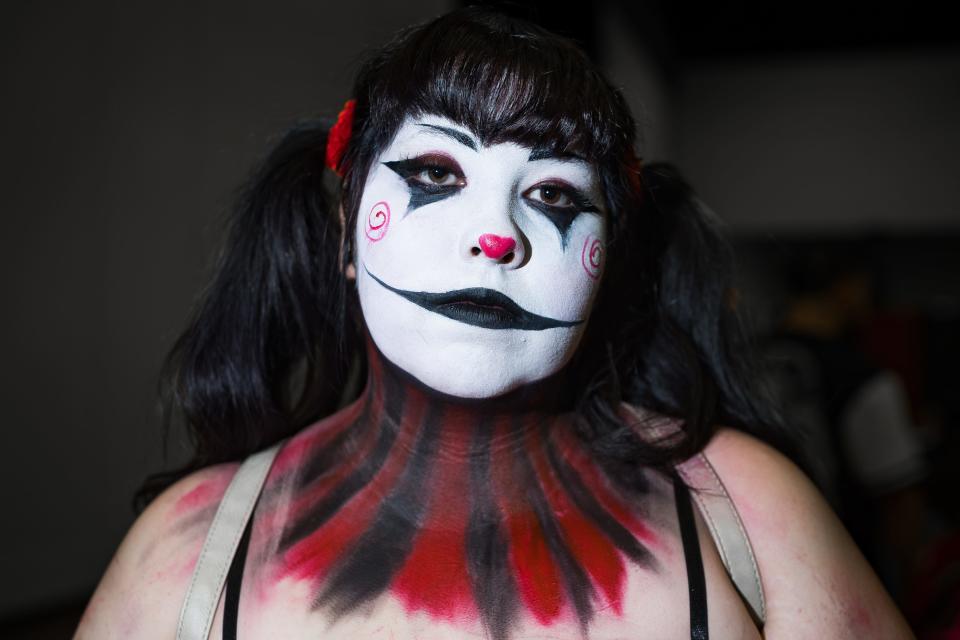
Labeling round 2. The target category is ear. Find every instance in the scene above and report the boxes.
[337,201,357,281]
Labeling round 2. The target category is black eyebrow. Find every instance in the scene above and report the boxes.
[418,124,478,151]
[527,147,587,163]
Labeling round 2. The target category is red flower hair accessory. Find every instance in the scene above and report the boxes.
[325,99,356,177]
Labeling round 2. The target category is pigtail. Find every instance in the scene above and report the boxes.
[578,162,792,477]
[631,163,791,457]
[135,120,353,510]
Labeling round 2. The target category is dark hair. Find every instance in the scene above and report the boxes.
[136,8,790,510]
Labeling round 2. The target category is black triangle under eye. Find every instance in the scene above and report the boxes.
[383,160,461,211]
[526,199,578,247]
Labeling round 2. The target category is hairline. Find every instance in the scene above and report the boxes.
[389,115,593,167]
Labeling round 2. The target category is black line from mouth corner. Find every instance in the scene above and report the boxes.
[364,267,582,331]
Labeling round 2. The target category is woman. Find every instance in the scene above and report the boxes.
[76,8,912,639]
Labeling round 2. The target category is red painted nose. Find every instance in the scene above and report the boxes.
[478,233,517,260]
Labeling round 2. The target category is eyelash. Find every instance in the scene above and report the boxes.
[523,181,598,215]
[384,153,598,214]
[387,154,465,193]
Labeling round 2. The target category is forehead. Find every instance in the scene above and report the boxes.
[385,114,594,169]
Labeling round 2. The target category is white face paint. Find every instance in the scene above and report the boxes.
[354,114,607,398]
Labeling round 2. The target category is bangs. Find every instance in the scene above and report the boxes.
[359,9,634,163]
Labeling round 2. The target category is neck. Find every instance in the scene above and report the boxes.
[358,339,578,459]
[270,339,660,637]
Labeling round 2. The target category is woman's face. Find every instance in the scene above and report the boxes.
[354,114,607,398]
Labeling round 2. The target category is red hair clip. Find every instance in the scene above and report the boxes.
[325,99,356,177]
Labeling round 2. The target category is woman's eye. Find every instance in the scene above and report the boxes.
[383,154,465,191]
[528,185,574,208]
[414,166,460,186]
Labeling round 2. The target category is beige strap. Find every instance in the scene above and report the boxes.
[176,442,283,640]
[677,453,766,626]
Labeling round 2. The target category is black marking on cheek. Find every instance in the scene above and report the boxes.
[545,427,658,571]
[466,419,520,640]
[525,200,578,249]
[278,379,405,552]
[383,159,460,213]
[408,187,458,211]
[315,403,445,614]
[513,422,595,630]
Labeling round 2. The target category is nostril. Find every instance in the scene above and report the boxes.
[471,247,482,256]
[501,251,514,264]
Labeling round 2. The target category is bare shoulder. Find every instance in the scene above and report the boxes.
[75,463,239,639]
[703,428,914,639]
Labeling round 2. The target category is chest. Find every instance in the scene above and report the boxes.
[253,443,676,631]
[229,562,702,640]
[214,494,760,640]
[192,413,762,640]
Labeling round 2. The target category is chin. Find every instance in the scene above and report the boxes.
[378,329,576,399]
[415,368,521,399]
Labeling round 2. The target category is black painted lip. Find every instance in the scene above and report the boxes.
[364,267,582,331]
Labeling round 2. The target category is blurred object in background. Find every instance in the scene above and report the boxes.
[740,234,960,638]
[762,246,927,584]
[905,301,960,639]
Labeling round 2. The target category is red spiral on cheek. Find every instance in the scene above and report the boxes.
[365,201,391,242]
[581,235,603,280]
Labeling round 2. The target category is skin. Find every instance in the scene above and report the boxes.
[76,116,914,639]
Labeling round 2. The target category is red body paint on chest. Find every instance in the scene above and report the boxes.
[493,423,566,625]
[554,426,659,547]
[174,474,231,517]
[390,420,475,619]
[280,391,427,581]
[527,429,626,615]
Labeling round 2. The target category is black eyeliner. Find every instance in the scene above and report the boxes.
[568,190,599,214]
[383,158,462,211]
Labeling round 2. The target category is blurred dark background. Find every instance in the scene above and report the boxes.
[2,0,957,637]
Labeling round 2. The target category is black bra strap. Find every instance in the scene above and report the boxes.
[675,478,709,640]
[223,514,254,640]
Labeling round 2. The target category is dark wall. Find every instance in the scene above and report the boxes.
[677,50,960,232]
